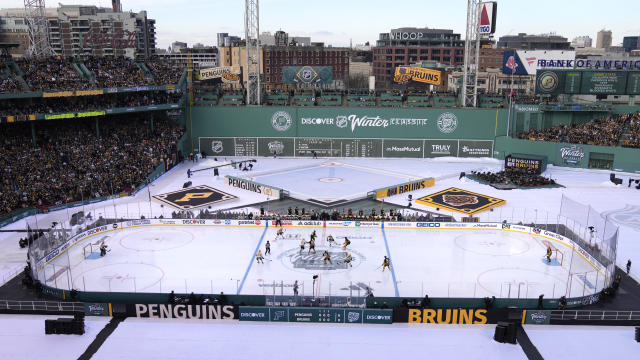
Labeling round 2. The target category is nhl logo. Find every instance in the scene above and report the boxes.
[437,112,458,134]
[271,111,292,132]
[347,311,360,323]
[442,194,478,207]
[211,141,223,154]
[268,141,285,155]
[336,116,348,128]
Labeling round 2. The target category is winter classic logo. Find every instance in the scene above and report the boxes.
[560,145,585,165]
[437,112,458,134]
[268,141,285,155]
[211,141,223,154]
[271,111,292,132]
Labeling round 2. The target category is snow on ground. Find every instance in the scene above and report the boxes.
[0,314,108,360]
[1,156,639,288]
[524,325,639,360]
[92,318,527,360]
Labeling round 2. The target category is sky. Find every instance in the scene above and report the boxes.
[3,0,640,50]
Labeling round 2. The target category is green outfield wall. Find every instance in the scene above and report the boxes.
[190,106,508,143]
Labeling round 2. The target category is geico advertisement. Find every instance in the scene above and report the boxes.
[408,309,487,324]
[133,304,236,320]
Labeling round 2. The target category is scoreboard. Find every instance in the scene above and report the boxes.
[198,137,494,159]
[536,69,640,95]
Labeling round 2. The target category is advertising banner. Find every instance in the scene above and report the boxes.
[522,310,551,325]
[424,139,458,158]
[458,140,493,158]
[283,66,333,84]
[239,307,391,324]
[225,176,282,199]
[393,66,442,86]
[382,139,424,158]
[478,2,497,35]
[131,304,236,320]
[503,50,575,75]
[504,154,545,174]
[199,66,239,81]
[373,178,435,199]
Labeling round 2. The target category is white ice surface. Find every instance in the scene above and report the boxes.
[0,314,108,360]
[92,318,527,360]
[2,156,640,289]
[524,325,640,360]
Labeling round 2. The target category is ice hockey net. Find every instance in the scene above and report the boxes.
[542,240,564,266]
[83,243,97,259]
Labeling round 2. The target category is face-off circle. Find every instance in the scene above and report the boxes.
[278,246,365,273]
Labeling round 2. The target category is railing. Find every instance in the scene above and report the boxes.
[0,300,84,313]
[550,310,640,321]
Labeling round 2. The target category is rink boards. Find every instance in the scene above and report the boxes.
[35,218,607,281]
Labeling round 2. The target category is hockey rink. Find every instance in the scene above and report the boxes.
[39,222,603,299]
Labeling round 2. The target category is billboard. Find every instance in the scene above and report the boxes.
[535,69,640,95]
[502,50,576,75]
[199,66,241,82]
[393,66,442,86]
[478,2,497,35]
[282,66,333,84]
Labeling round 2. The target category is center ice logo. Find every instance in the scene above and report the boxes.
[280,247,364,271]
[442,194,478,207]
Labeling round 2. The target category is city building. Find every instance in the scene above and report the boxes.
[158,46,218,70]
[217,32,241,47]
[274,30,288,47]
[262,44,349,89]
[260,31,311,47]
[476,47,508,72]
[571,36,593,49]
[171,41,187,53]
[622,36,639,53]
[0,5,156,58]
[497,33,571,50]
[373,27,465,89]
[596,30,612,49]
[448,68,535,95]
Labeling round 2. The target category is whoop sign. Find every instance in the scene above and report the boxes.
[478,2,497,36]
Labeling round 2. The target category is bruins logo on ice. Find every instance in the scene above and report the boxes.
[279,247,364,271]
[416,187,505,215]
[153,185,238,210]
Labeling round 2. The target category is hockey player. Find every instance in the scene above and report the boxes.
[323,250,332,264]
[275,227,285,240]
[308,238,316,254]
[300,238,306,254]
[342,237,351,250]
[265,241,271,255]
[546,246,552,263]
[344,253,353,268]
[327,234,335,247]
[310,230,317,242]
[99,241,108,257]
[382,256,390,272]
[256,249,264,264]
[293,280,299,296]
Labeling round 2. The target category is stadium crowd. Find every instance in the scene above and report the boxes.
[621,112,640,149]
[0,91,182,117]
[1,63,20,93]
[516,112,631,146]
[18,57,91,92]
[0,117,185,217]
[7,56,183,93]
[469,169,557,188]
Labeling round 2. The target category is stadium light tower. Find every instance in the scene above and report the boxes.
[244,0,261,105]
[24,0,56,57]
[462,0,480,107]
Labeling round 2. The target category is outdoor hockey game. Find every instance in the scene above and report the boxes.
[27,156,618,301]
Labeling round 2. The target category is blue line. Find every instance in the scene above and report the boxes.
[380,225,399,297]
[238,222,269,294]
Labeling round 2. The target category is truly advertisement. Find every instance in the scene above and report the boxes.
[424,140,458,158]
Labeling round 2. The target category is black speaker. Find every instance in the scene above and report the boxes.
[610,173,616,182]
[613,178,622,185]
[635,327,640,342]
[45,319,56,334]
[497,321,517,344]
[494,324,506,343]
[45,318,85,335]
[183,181,192,188]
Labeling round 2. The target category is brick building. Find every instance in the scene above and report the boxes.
[372,27,465,89]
